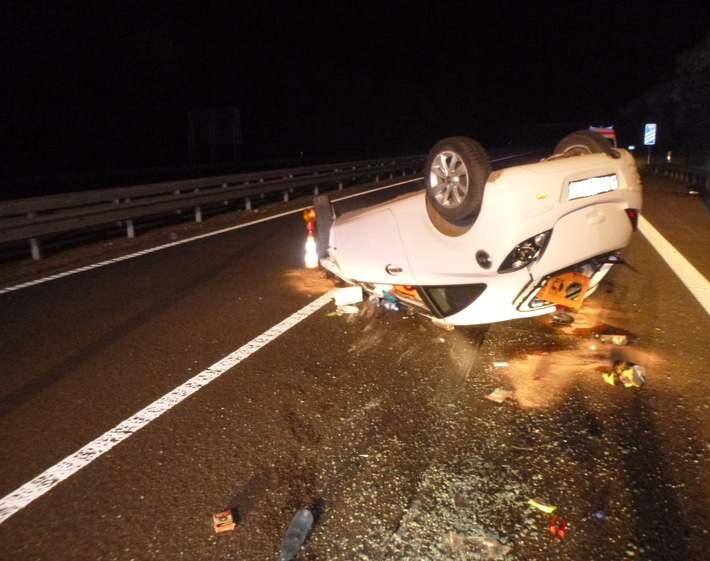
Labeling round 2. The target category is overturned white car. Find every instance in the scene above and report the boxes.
[314,131,643,326]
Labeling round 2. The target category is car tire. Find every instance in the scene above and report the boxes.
[313,194,334,258]
[425,196,475,237]
[424,136,491,222]
[553,130,615,156]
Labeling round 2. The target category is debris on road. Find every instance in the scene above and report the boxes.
[593,325,638,345]
[485,388,513,403]
[550,514,567,537]
[432,318,455,331]
[602,360,646,387]
[493,361,508,367]
[381,290,399,311]
[213,510,236,533]
[327,304,359,316]
[528,498,557,514]
[550,311,575,325]
[333,286,363,306]
[439,531,512,559]
[278,509,314,561]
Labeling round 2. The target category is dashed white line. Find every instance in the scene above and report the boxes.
[0,290,334,524]
[639,215,710,316]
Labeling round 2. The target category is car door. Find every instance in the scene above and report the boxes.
[330,207,415,284]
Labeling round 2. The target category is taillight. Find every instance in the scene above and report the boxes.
[625,209,639,232]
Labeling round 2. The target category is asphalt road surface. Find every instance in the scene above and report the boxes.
[0,170,708,561]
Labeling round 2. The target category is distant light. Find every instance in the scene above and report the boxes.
[627,145,635,151]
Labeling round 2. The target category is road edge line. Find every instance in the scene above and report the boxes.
[639,215,710,316]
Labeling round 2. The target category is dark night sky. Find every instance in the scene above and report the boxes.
[1,1,709,182]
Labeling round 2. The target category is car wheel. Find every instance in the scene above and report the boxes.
[553,130,615,156]
[424,137,491,222]
[425,196,475,237]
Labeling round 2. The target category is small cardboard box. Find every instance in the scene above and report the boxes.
[213,510,236,533]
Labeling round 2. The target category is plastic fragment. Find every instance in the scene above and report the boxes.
[278,509,313,561]
[602,360,645,387]
[550,312,574,325]
[333,286,363,306]
[528,498,557,513]
[550,514,567,537]
[592,326,638,345]
[381,290,399,311]
[440,531,511,558]
[432,318,455,331]
[485,388,512,403]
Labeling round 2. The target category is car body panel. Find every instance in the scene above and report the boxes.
[330,207,414,283]
[531,201,633,279]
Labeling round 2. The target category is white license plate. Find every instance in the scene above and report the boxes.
[568,174,617,200]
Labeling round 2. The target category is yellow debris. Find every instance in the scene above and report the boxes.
[528,498,557,514]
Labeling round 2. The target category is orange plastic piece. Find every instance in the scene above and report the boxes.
[536,272,590,309]
[550,514,567,538]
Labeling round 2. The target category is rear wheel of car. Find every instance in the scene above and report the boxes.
[424,137,491,222]
[553,130,614,156]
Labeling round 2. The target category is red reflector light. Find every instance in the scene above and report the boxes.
[625,209,639,231]
[394,285,419,298]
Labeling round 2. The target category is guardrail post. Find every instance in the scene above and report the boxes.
[314,186,319,195]
[30,238,41,260]
[338,180,343,190]
[284,191,289,202]
[195,206,203,223]
[245,196,252,211]
[126,219,135,238]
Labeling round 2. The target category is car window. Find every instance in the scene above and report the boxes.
[422,284,487,317]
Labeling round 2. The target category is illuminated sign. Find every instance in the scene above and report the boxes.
[644,123,657,145]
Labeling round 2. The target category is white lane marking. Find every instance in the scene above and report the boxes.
[330,177,421,202]
[0,291,334,524]
[639,215,710,316]
[0,178,421,295]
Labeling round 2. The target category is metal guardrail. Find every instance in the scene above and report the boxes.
[645,163,710,192]
[0,155,425,260]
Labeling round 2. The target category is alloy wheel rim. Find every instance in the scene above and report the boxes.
[429,151,469,208]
